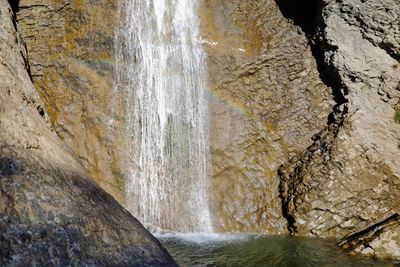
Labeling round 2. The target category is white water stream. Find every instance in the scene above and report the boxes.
[115,0,212,233]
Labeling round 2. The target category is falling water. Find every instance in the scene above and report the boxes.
[114,0,212,232]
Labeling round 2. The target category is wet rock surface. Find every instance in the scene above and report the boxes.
[0,0,177,265]
[0,158,177,266]
[15,0,335,235]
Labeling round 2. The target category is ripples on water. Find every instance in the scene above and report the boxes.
[158,233,394,267]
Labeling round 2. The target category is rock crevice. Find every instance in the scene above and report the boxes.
[276,0,400,260]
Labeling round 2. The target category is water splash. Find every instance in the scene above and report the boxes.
[114,0,212,233]
[155,232,249,244]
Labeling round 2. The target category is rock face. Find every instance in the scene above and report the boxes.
[201,0,332,233]
[16,0,128,205]
[8,0,400,261]
[339,214,400,260]
[15,0,334,234]
[0,0,177,265]
[277,0,400,260]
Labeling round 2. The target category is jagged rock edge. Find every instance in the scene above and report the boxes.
[274,0,349,234]
[338,213,400,252]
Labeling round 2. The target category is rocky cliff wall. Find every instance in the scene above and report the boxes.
[277,0,400,260]
[15,0,334,235]
[9,0,400,261]
[0,0,176,265]
[201,0,333,233]
[16,0,128,205]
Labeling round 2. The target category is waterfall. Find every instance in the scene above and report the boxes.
[114,0,212,233]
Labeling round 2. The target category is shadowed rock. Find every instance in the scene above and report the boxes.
[276,0,400,261]
[0,0,177,265]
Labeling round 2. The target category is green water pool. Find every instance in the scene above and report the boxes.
[159,233,395,267]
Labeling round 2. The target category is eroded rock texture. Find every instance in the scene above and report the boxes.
[15,0,334,235]
[339,214,400,260]
[16,0,128,205]
[202,0,332,233]
[9,0,400,261]
[337,0,400,60]
[0,0,177,265]
[277,0,400,260]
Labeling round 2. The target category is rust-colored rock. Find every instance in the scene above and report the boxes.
[16,0,334,235]
[16,0,128,205]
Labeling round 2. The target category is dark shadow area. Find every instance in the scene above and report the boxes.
[275,0,348,110]
[278,187,297,234]
[275,0,321,36]
[338,213,400,252]
[7,0,20,36]
[8,0,19,13]
[36,105,45,118]
[274,0,350,234]
[0,158,22,177]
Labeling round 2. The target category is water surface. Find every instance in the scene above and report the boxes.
[159,233,394,267]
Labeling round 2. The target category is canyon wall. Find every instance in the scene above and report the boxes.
[0,0,176,265]
[277,0,400,260]
[15,0,333,235]
[201,0,332,233]
[10,0,400,261]
[17,0,128,205]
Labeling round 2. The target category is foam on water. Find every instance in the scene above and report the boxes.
[156,232,250,244]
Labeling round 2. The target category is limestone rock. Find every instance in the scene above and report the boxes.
[16,0,128,206]
[277,0,400,261]
[11,0,400,261]
[337,0,400,60]
[339,214,400,261]
[15,0,334,234]
[0,0,177,265]
[201,0,332,233]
